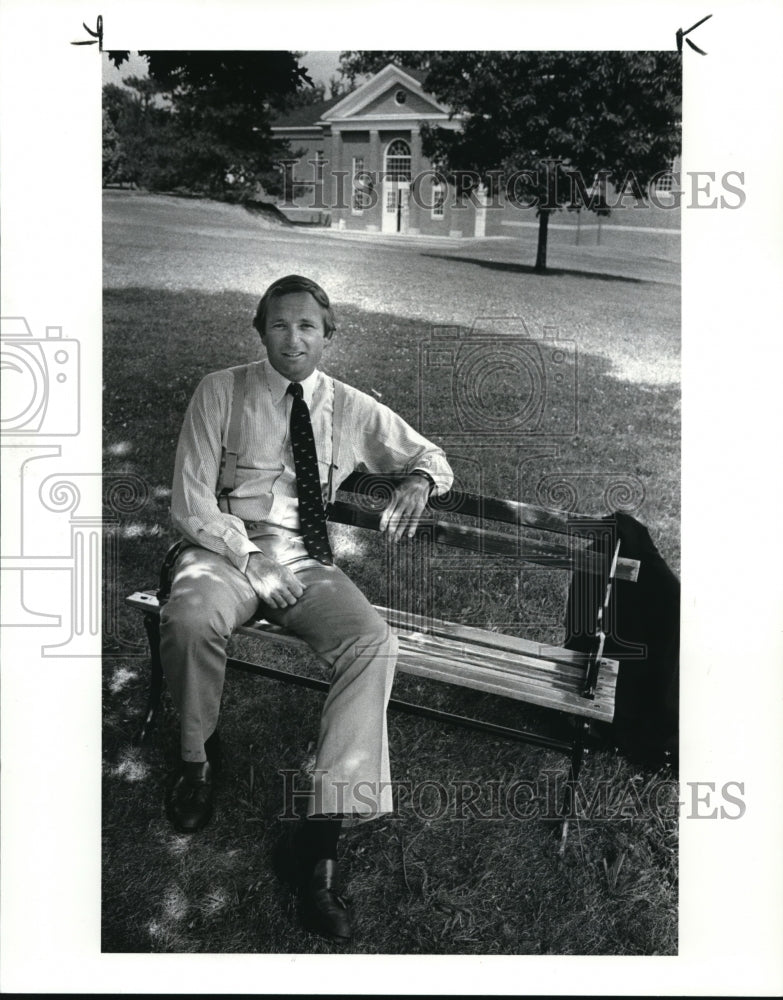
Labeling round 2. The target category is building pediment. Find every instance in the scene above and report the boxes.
[320,63,453,125]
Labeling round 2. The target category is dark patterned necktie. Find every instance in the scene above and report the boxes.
[286,382,333,565]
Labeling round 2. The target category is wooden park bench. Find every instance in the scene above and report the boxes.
[126,472,640,851]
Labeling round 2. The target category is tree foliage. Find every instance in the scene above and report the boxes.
[339,51,430,83]
[102,108,124,185]
[103,79,177,189]
[340,50,681,269]
[422,52,680,191]
[104,51,310,198]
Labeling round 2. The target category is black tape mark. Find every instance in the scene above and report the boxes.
[71,15,103,51]
[677,14,712,55]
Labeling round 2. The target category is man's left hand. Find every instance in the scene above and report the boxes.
[379,475,432,542]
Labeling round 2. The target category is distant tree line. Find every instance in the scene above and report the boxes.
[102,51,337,200]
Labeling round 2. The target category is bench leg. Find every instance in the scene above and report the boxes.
[134,612,165,746]
[558,718,590,856]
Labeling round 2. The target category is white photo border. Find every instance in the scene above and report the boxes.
[1,0,782,993]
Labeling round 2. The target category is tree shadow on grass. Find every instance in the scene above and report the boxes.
[421,252,660,285]
[103,285,680,606]
[102,286,679,955]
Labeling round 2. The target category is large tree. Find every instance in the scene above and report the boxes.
[106,51,311,198]
[340,51,681,271]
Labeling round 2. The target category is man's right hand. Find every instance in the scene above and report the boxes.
[245,552,306,609]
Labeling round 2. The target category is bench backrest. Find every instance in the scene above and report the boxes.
[332,473,638,702]
[332,472,640,583]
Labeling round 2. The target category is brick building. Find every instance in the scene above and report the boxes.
[271,62,680,240]
[271,63,494,237]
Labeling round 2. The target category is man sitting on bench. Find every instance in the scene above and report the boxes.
[160,274,453,942]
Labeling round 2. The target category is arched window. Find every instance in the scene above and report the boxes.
[384,139,411,181]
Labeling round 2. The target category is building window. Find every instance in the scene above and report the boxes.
[431,182,445,220]
[654,160,678,193]
[384,139,412,181]
[314,150,325,182]
[394,89,407,106]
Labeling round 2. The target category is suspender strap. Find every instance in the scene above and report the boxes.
[217,367,344,505]
[217,366,247,502]
[328,379,346,506]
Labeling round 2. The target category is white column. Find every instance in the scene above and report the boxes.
[474,182,488,238]
[367,129,381,232]
[330,128,348,228]
[408,128,422,235]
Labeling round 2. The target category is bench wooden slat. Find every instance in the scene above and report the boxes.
[379,606,592,666]
[395,645,617,722]
[232,615,619,723]
[125,591,617,723]
[393,626,617,690]
[235,615,617,706]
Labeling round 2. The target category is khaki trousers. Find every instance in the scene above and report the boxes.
[159,528,398,817]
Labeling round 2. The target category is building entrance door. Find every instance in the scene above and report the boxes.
[382,181,410,234]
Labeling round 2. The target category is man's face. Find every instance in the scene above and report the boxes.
[260,291,331,382]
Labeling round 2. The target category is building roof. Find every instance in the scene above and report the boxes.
[320,63,454,126]
[271,64,448,132]
[271,95,343,130]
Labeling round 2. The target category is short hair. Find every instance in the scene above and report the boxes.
[252,274,336,338]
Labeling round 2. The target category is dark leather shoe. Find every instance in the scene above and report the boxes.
[167,760,215,833]
[301,858,353,942]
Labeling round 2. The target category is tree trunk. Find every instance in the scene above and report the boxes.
[534,209,551,272]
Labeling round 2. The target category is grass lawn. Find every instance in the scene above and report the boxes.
[102,194,679,955]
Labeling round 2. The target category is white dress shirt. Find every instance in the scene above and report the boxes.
[171,359,453,572]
